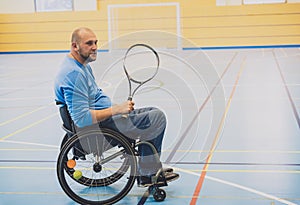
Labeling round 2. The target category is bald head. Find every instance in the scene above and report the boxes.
[71,27,95,44]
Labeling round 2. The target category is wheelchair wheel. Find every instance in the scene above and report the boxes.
[153,188,166,202]
[60,133,69,150]
[57,128,137,205]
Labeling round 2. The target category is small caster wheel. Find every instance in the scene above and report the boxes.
[153,188,166,202]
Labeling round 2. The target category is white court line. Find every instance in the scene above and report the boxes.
[0,112,59,141]
[0,139,59,148]
[0,103,53,126]
[0,96,52,100]
[172,166,297,205]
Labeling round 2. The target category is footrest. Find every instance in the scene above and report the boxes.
[137,185,167,205]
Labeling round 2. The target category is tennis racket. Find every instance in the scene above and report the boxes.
[123,43,160,101]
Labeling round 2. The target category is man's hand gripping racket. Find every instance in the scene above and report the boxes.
[122,44,160,117]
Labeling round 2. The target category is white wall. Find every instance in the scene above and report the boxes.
[216,0,242,6]
[0,0,97,14]
[0,0,35,13]
[74,0,97,11]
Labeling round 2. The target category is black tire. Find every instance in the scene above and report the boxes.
[57,128,137,205]
[153,188,166,202]
[62,133,131,188]
[60,133,69,150]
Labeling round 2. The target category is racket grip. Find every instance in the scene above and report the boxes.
[122,96,133,118]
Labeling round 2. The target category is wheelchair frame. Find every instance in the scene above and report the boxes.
[56,104,168,205]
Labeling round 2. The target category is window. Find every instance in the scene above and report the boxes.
[35,0,73,12]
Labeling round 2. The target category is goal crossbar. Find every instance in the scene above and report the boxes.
[107,2,181,50]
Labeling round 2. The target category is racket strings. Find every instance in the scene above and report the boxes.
[123,44,160,99]
[123,45,159,83]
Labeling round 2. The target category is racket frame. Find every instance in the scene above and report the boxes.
[123,43,160,101]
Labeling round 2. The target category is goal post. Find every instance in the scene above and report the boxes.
[107,2,182,51]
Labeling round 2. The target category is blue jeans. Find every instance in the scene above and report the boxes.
[99,107,166,176]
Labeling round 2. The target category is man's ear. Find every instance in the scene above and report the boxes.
[72,42,79,51]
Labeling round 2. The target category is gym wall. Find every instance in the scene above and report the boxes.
[0,0,299,52]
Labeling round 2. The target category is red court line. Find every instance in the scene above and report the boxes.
[190,57,246,205]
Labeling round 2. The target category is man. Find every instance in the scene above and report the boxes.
[54,27,179,186]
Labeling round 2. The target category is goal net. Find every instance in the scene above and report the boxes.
[107,3,181,50]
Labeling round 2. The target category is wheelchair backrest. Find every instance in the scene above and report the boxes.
[56,102,75,137]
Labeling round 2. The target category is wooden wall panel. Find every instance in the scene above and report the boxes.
[0,0,299,52]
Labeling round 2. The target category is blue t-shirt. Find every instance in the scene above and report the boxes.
[54,56,112,128]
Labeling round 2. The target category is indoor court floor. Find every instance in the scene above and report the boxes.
[0,47,299,205]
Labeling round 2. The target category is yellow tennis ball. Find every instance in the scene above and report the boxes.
[73,170,82,180]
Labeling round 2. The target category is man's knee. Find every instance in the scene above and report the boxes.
[151,108,167,128]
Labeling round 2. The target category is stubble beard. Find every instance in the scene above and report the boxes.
[78,48,97,64]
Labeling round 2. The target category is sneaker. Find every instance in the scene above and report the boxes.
[162,167,173,174]
[165,172,179,183]
[137,172,179,187]
[137,175,164,187]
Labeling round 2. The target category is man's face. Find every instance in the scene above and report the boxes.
[77,31,98,63]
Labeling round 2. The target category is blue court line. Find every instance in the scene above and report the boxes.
[183,44,300,50]
[0,49,109,55]
[0,50,69,55]
[0,45,299,54]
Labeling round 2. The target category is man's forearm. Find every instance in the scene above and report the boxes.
[90,107,113,123]
[90,101,134,123]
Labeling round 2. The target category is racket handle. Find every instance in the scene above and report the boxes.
[122,96,133,118]
[122,97,130,118]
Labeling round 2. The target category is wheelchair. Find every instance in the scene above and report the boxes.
[56,104,169,205]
